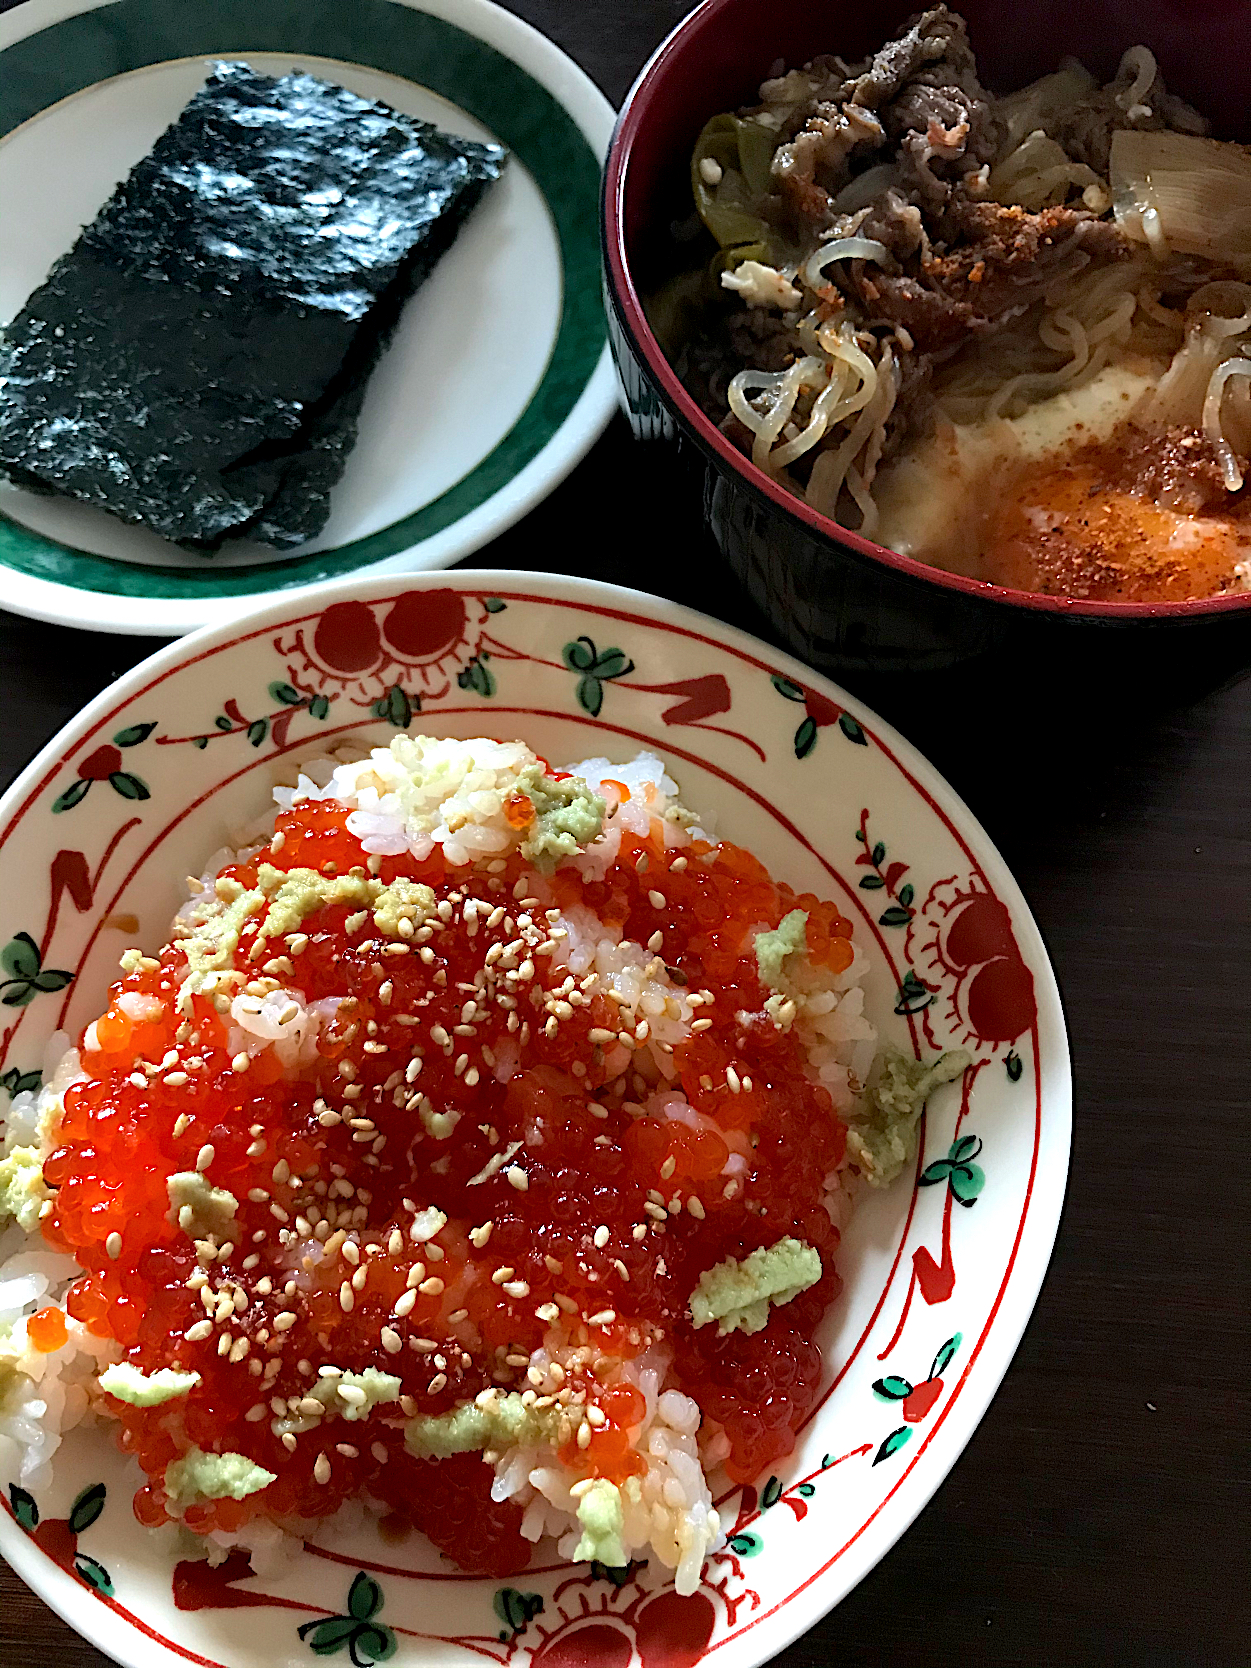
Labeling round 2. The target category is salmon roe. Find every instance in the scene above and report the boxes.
[26,1305,69,1353]
[42,792,854,1570]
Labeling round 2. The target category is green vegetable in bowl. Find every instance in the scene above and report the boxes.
[691,112,776,253]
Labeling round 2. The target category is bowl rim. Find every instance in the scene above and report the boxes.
[601,0,1251,624]
[0,566,1073,1668]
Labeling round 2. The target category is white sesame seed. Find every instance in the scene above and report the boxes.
[586,1309,617,1327]
[196,1144,215,1173]
[505,1165,529,1192]
[585,1404,608,1427]
[593,1225,610,1249]
[273,1312,298,1332]
[469,1221,493,1248]
[688,1196,706,1220]
[314,1453,331,1484]
[648,890,666,909]
[339,1283,354,1313]
[659,1156,676,1180]
[184,1320,212,1342]
[380,1327,403,1354]
[502,1280,530,1299]
[232,1053,250,1073]
[726,1065,742,1093]
[576,1422,592,1449]
[418,1277,445,1296]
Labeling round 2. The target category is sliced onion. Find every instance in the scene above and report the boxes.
[1111,130,1251,265]
[829,164,900,216]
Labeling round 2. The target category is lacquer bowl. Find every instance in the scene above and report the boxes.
[0,571,1070,1667]
[601,0,1251,694]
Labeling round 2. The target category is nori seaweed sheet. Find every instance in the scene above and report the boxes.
[0,62,506,551]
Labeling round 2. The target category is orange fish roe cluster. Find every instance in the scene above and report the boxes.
[26,1306,69,1353]
[41,789,855,1569]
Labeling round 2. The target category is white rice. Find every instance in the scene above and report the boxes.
[0,1034,118,1493]
[0,737,877,1594]
[492,1345,721,1593]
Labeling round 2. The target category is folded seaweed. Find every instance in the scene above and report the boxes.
[0,62,506,552]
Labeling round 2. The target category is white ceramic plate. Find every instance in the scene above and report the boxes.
[0,0,617,636]
[0,572,1071,1666]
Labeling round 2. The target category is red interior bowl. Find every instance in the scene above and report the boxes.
[602,0,1251,685]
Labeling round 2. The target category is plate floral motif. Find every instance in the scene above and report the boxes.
[0,573,1071,1668]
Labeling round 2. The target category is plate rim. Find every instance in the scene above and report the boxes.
[0,0,618,637]
[0,567,1073,1667]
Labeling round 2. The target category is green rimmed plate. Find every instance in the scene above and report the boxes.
[0,0,617,635]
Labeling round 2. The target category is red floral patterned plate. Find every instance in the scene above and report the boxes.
[0,572,1071,1666]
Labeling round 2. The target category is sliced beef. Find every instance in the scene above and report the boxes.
[767,6,996,236]
[858,188,927,260]
[852,198,1131,352]
[928,197,1129,309]
[771,103,884,234]
[842,7,971,111]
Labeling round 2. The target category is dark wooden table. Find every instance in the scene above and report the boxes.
[2,3,1249,1664]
